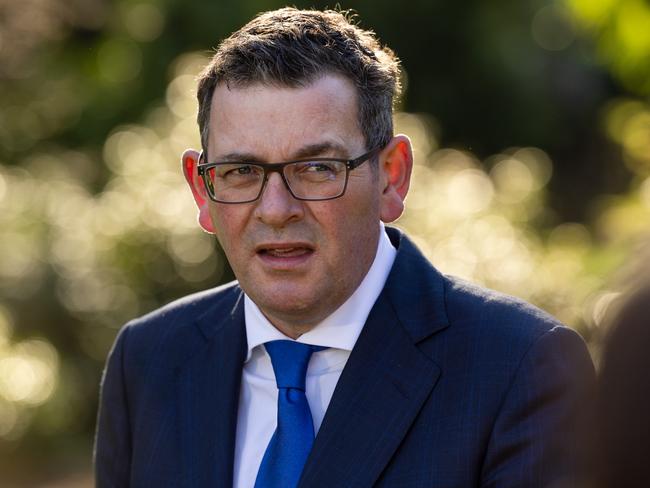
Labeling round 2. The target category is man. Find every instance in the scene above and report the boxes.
[95,8,595,487]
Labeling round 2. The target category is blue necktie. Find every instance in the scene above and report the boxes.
[254,340,324,488]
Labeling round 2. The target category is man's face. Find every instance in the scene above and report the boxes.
[196,75,396,335]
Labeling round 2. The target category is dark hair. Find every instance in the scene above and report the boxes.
[196,7,402,157]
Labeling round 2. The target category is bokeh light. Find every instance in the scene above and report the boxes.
[0,305,59,441]
[122,2,166,42]
[567,0,650,94]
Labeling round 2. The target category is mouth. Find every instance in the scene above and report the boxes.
[255,243,315,268]
[258,247,312,257]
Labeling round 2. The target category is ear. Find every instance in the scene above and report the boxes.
[181,148,216,233]
[378,134,413,223]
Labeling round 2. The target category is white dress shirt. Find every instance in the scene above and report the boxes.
[232,224,397,488]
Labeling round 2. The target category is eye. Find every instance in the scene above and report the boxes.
[230,165,253,176]
[298,161,343,174]
[288,160,345,185]
[215,164,261,179]
[208,164,264,192]
[305,162,331,171]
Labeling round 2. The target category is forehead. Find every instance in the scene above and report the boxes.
[207,75,365,160]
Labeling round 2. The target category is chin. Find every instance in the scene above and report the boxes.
[260,294,326,324]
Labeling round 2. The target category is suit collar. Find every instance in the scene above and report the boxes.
[383,226,449,342]
[194,284,246,341]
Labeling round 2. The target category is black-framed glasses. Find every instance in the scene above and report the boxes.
[196,148,380,204]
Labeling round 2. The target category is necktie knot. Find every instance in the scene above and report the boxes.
[264,340,324,391]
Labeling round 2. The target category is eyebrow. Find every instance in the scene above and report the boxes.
[211,141,350,163]
[292,141,349,159]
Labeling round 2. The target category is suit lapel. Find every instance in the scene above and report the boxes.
[299,228,450,488]
[178,289,247,487]
[299,294,439,487]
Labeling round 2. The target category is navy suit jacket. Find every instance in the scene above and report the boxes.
[95,228,595,487]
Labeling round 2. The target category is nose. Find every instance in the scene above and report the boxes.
[253,172,304,226]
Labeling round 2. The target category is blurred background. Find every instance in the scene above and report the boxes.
[1,0,649,485]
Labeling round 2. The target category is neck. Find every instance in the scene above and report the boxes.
[260,310,326,340]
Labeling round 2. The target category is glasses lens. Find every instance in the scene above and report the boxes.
[205,163,265,202]
[284,160,347,200]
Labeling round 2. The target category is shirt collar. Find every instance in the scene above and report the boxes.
[243,223,397,361]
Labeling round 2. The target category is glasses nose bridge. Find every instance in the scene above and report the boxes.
[260,162,296,199]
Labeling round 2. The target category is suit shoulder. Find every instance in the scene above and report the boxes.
[435,274,592,391]
[121,280,241,339]
[442,274,572,346]
[105,280,242,373]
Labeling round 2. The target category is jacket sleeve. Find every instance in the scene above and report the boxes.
[480,326,595,488]
[94,325,132,488]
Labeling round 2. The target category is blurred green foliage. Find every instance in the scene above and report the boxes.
[0,0,649,485]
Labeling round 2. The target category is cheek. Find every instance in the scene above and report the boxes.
[208,206,246,253]
[316,190,380,258]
